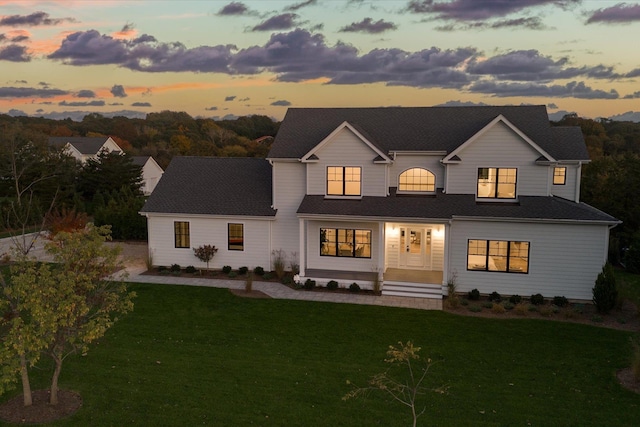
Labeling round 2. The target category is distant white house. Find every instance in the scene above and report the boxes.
[48,136,163,195]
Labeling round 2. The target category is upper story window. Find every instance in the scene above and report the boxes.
[477,168,517,199]
[398,168,435,193]
[553,167,566,185]
[327,166,361,196]
[174,221,190,248]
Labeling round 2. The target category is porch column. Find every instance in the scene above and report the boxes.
[442,222,450,287]
[377,222,385,281]
[298,218,305,277]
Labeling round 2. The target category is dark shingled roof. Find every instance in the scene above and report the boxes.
[297,190,618,223]
[131,156,151,166]
[140,157,276,217]
[269,105,589,161]
[549,127,590,160]
[48,137,113,154]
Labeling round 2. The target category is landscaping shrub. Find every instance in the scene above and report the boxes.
[592,263,618,314]
[185,265,197,274]
[238,266,248,275]
[488,291,501,302]
[304,279,316,290]
[528,304,538,312]
[468,288,480,300]
[157,266,167,272]
[446,272,459,308]
[193,244,218,271]
[503,301,514,310]
[509,294,522,304]
[262,272,273,280]
[491,304,506,314]
[460,298,469,306]
[281,275,293,285]
[514,303,528,316]
[228,271,238,278]
[253,266,265,276]
[530,293,545,305]
[222,265,232,274]
[245,272,253,292]
[327,280,339,290]
[170,264,181,272]
[349,282,361,292]
[272,249,287,280]
[468,305,482,313]
[553,296,569,307]
[482,301,493,309]
[539,306,554,317]
[591,315,603,323]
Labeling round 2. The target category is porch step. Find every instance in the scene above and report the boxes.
[382,282,443,299]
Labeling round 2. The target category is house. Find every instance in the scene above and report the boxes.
[48,137,163,195]
[140,105,619,301]
[131,156,164,195]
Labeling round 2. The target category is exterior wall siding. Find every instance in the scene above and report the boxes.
[141,160,164,195]
[147,215,272,270]
[272,161,306,264]
[449,219,608,300]
[446,122,548,196]
[550,164,578,201]
[307,128,386,196]
[307,220,381,272]
[388,155,445,190]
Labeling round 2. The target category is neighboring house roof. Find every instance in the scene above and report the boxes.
[269,105,588,161]
[140,157,276,217]
[48,136,117,154]
[297,190,618,224]
[131,156,163,171]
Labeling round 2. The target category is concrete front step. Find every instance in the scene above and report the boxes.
[382,282,443,299]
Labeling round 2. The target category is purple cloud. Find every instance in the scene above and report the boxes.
[10,34,29,42]
[623,91,640,99]
[548,102,559,109]
[624,68,640,78]
[340,18,398,34]
[286,0,317,11]
[225,95,236,101]
[218,2,250,16]
[406,0,579,21]
[0,44,30,62]
[436,17,547,31]
[467,80,620,99]
[252,13,298,31]
[59,100,105,107]
[587,3,640,24]
[271,100,291,106]
[0,11,76,27]
[76,90,96,98]
[111,84,127,98]
[48,30,130,65]
[132,102,152,107]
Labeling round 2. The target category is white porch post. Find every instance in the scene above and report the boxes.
[298,218,306,277]
[442,222,450,288]
[378,222,385,282]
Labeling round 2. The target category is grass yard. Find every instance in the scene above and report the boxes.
[1,282,639,426]
[618,269,640,308]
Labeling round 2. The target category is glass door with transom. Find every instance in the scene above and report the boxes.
[399,227,432,269]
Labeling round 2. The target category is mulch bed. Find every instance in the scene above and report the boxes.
[0,389,82,424]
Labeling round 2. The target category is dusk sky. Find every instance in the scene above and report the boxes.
[1,0,640,122]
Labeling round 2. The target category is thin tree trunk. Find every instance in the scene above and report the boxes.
[19,353,32,407]
[50,355,63,405]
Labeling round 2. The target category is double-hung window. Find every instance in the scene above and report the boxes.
[553,167,566,185]
[174,221,190,248]
[467,239,529,273]
[228,223,244,251]
[327,166,361,196]
[477,168,517,199]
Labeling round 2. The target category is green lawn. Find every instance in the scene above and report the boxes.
[618,269,640,308]
[1,282,639,426]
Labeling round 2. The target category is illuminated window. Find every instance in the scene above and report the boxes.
[228,223,244,251]
[477,168,517,199]
[398,168,435,192]
[553,167,566,185]
[320,228,371,258]
[174,221,190,248]
[467,239,529,273]
[327,166,361,196]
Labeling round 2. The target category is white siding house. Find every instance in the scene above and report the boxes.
[141,106,618,301]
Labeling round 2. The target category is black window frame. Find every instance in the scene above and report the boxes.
[228,223,244,251]
[553,166,567,185]
[466,239,530,274]
[326,166,361,196]
[477,167,517,199]
[174,221,190,249]
[397,167,436,193]
[320,228,371,258]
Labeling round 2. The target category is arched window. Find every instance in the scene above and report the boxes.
[398,168,435,192]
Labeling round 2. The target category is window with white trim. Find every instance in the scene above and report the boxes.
[228,223,244,251]
[553,167,566,185]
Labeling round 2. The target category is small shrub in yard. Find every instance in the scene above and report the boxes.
[193,244,218,271]
[170,264,181,272]
[281,275,293,285]
[562,308,581,320]
[185,265,197,274]
[349,282,361,292]
[327,280,339,290]
[238,266,248,275]
[304,279,316,290]
[158,265,168,272]
[253,266,265,276]
[538,306,554,317]
[591,315,603,323]
[530,293,545,305]
[488,291,501,302]
[592,263,618,314]
[503,301,514,310]
[446,271,460,308]
[222,265,232,274]
[468,304,482,313]
[509,294,522,304]
[528,304,538,312]
[228,271,238,278]
[262,272,273,280]
[514,303,528,316]
[460,298,469,306]
[553,296,569,307]
[272,249,287,280]
[491,304,506,314]
[482,301,493,309]
[245,272,253,292]
[573,303,585,314]
[468,288,480,300]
